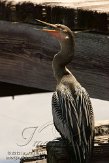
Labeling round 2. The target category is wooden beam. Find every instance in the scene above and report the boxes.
[0,21,109,100]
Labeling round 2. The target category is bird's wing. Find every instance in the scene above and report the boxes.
[52,86,94,162]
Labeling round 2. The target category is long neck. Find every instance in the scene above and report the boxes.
[52,35,74,82]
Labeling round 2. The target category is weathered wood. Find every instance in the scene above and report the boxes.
[46,124,109,162]
[0,20,109,99]
[47,141,109,163]
[47,139,72,163]
[20,155,47,163]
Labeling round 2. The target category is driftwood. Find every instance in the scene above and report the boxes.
[0,20,109,99]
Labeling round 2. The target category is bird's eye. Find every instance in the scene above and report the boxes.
[56,24,66,32]
[56,25,61,28]
[63,29,67,33]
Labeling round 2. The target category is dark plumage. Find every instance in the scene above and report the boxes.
[52,76,94,163]
[39,19,94,163]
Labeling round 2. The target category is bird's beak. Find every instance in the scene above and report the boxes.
[36,19,61,39]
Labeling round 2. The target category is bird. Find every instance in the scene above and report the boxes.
[37,19,94,163]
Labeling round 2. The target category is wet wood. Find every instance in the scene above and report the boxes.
[0,21,109,99]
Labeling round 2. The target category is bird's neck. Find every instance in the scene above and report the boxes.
[52,37,74,82]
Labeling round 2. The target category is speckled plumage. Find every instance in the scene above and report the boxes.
[52,74,94,163]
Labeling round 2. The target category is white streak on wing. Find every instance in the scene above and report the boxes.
[52,86,94,163]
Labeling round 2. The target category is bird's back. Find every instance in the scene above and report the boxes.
[52,74,94,163]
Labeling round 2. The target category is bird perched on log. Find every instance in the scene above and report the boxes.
[37,19,94,163]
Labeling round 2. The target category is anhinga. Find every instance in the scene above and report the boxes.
[38,20,94,163]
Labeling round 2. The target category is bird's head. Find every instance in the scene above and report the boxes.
[36,20,74,80]
[36,19,74,42]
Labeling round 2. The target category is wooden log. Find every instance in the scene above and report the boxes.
[0,21,109,99]
[0,1,109,97]
[0,20,109,99]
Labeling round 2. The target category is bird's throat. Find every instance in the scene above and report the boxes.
[52,33,74,82]
[52,51,72,82]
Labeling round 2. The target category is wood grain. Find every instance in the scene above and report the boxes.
[0,21,109,100]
